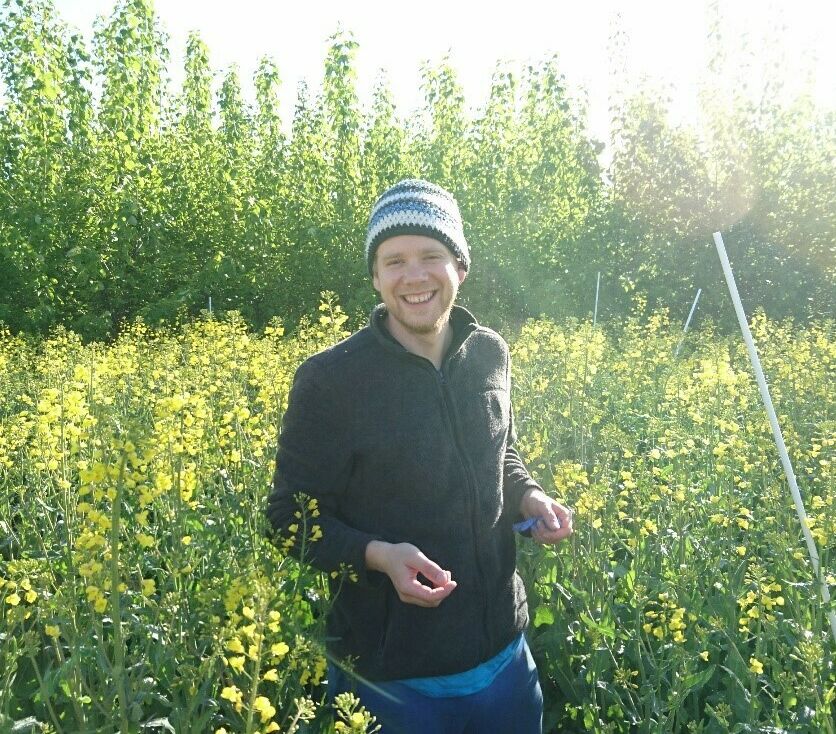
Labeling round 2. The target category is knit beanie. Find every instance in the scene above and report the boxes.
[364,179,470,275]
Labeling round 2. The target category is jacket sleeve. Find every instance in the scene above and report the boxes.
[502,350,543,518]
[266,357,383,586]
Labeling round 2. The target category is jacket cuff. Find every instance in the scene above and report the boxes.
[347,531,388,589]
[507,477,543,520]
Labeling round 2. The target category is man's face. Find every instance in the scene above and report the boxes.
[372,235,467,336]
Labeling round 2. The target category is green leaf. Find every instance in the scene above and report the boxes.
[580,612,615,640]
[533,605,554,627]
[681,664,716,694]
[141,718,175,732]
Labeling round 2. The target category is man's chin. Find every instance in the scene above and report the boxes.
[394,310,450,336]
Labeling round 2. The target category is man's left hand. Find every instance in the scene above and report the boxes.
[519,488,574,544]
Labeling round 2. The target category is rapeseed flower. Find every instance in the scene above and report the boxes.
[253,696,276,723]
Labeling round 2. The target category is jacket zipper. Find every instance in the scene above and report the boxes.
[435,366,492,661]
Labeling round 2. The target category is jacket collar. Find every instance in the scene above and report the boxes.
[369,303,479,364]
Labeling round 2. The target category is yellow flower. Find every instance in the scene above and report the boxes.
[253,696,276,723]
[141,579,156,596]
[242,605,255,620]
[25,589,37,603]
[749,657,764,675]
[137,533,155,548]
[220,685,242,704]
[45,624,60,638]
[181,535,192,545]
[699,651,709,662]
[94,596,107,613]
[227,655,246,673]
[226,638,245,654]
[270,642,289,658]
[263,668,279,682]
[350,712,365,727]
[736,546,746,556]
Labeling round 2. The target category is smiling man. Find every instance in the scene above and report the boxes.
[267,179,573,733]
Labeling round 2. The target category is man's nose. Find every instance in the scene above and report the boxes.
[404,260,428,281]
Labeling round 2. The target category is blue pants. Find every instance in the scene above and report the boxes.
[326,637,543,734]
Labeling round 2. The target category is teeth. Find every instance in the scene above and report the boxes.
[403,292,434,304]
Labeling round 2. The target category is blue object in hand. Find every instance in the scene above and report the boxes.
[513,517,540,533]
[512,516,562,534]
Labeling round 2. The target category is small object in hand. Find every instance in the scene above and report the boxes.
[512,516,560,534]
[513,517,540,533]
[512,517,560,533]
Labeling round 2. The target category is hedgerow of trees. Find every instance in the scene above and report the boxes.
[0,0,833,339]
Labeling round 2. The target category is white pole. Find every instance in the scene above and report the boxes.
[713,231,836,647]
[674,288,702,359]
[208,296,212,314]
[593,272,601,327]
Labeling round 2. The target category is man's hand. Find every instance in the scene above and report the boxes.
[365,541,457,608]
[519,488,574,544]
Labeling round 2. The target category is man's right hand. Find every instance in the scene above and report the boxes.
[365,540,457,608]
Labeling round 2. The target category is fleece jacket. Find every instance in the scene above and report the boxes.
[266,303,542,681]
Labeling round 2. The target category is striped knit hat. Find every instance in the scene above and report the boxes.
[364,179,470,275]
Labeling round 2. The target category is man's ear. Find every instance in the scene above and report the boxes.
[372,267,381,293]
[457,265,467,285]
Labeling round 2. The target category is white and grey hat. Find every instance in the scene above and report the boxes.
[364,179,470,274]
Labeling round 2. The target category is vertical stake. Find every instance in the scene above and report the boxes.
[713,231,836,647]
[674,288,702,359]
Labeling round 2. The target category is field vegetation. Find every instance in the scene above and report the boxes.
[0,301,833,732]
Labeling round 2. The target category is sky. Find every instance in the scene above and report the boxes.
[51,0,835,154]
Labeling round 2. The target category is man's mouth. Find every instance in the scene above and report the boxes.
[401,291,436,305]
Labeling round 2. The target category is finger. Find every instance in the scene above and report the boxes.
[412,577,457,597]
[541,508,561,532]
[404,578,456,603]
[554,504,574,529]
[533,524,573,544]
[411,553,453,588]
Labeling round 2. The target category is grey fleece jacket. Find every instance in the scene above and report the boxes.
[266,303,542,681]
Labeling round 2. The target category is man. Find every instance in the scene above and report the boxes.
[267,179,573,733]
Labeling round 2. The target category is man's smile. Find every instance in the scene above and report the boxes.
[401,291,437,305]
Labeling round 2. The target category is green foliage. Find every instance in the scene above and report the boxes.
[0,1,833,339]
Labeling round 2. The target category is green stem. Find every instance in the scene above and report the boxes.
[243,614,266,734]
[27,651,64,734]
[110,452,131,734]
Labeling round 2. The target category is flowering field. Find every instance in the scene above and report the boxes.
[1,299,833,733]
